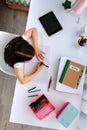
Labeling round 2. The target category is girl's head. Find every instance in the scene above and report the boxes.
[4,36,35,68]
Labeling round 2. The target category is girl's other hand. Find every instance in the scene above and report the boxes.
[35,47,45,61]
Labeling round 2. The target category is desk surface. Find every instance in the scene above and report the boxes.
[10,0,87,130]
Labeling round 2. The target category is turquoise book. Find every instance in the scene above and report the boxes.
[56,103,79,128]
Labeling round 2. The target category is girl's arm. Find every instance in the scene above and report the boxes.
[14,63,44,84]
[23,28,45,61]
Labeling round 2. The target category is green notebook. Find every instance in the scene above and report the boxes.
[57,103,79,128]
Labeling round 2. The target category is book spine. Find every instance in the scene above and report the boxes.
[59,60,70,83]
[56,102,70,118]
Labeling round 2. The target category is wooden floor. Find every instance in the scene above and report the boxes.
[0,1,50,130]
[0,0,28,35]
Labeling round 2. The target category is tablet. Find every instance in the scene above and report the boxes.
[39,11,63,36]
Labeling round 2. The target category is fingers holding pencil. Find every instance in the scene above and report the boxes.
[41,62,49,68]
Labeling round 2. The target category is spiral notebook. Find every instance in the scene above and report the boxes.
[59,59,85,89]
[56,57,86,95]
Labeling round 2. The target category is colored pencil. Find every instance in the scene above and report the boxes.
[28,86,36,92]
[42,63,49,68]
[47,76,52,92]
[28,89,41,93]
[28,94,38,97]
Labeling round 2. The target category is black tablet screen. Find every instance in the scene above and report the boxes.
[39,11,63,36]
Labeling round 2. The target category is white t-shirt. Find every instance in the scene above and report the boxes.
[14,35,30,68]
[14,62,24,68]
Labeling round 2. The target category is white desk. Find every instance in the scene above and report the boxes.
[10,0,87,130]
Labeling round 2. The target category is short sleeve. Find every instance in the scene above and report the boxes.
[22,35,28,42]
[14,62,24,68]
[22,35,32,45]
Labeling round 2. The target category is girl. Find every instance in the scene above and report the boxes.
[4,28,45,84]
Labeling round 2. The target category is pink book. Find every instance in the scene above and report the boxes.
[29,94,55,120]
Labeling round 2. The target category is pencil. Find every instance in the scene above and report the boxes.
[47,76,52,92]
[28,94,38,97]
[28,86,36,92]
[41,62,49,68]
[28,89,41,93]
[42,63,49,68]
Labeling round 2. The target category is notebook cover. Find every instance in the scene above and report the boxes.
[39,11,63,36]
[57,103,79,128]
[59,60,85,89]
[56,102,70,118]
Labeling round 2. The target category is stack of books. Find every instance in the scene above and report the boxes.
[56,57,86,95]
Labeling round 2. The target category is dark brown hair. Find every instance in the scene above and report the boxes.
[4,36,35,68]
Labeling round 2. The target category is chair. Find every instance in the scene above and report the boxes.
[0,31,18,76]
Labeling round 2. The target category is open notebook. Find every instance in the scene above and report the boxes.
[24,45,50,83]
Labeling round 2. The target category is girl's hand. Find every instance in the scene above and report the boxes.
[35,47,45,61]
[36,62,44,72]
